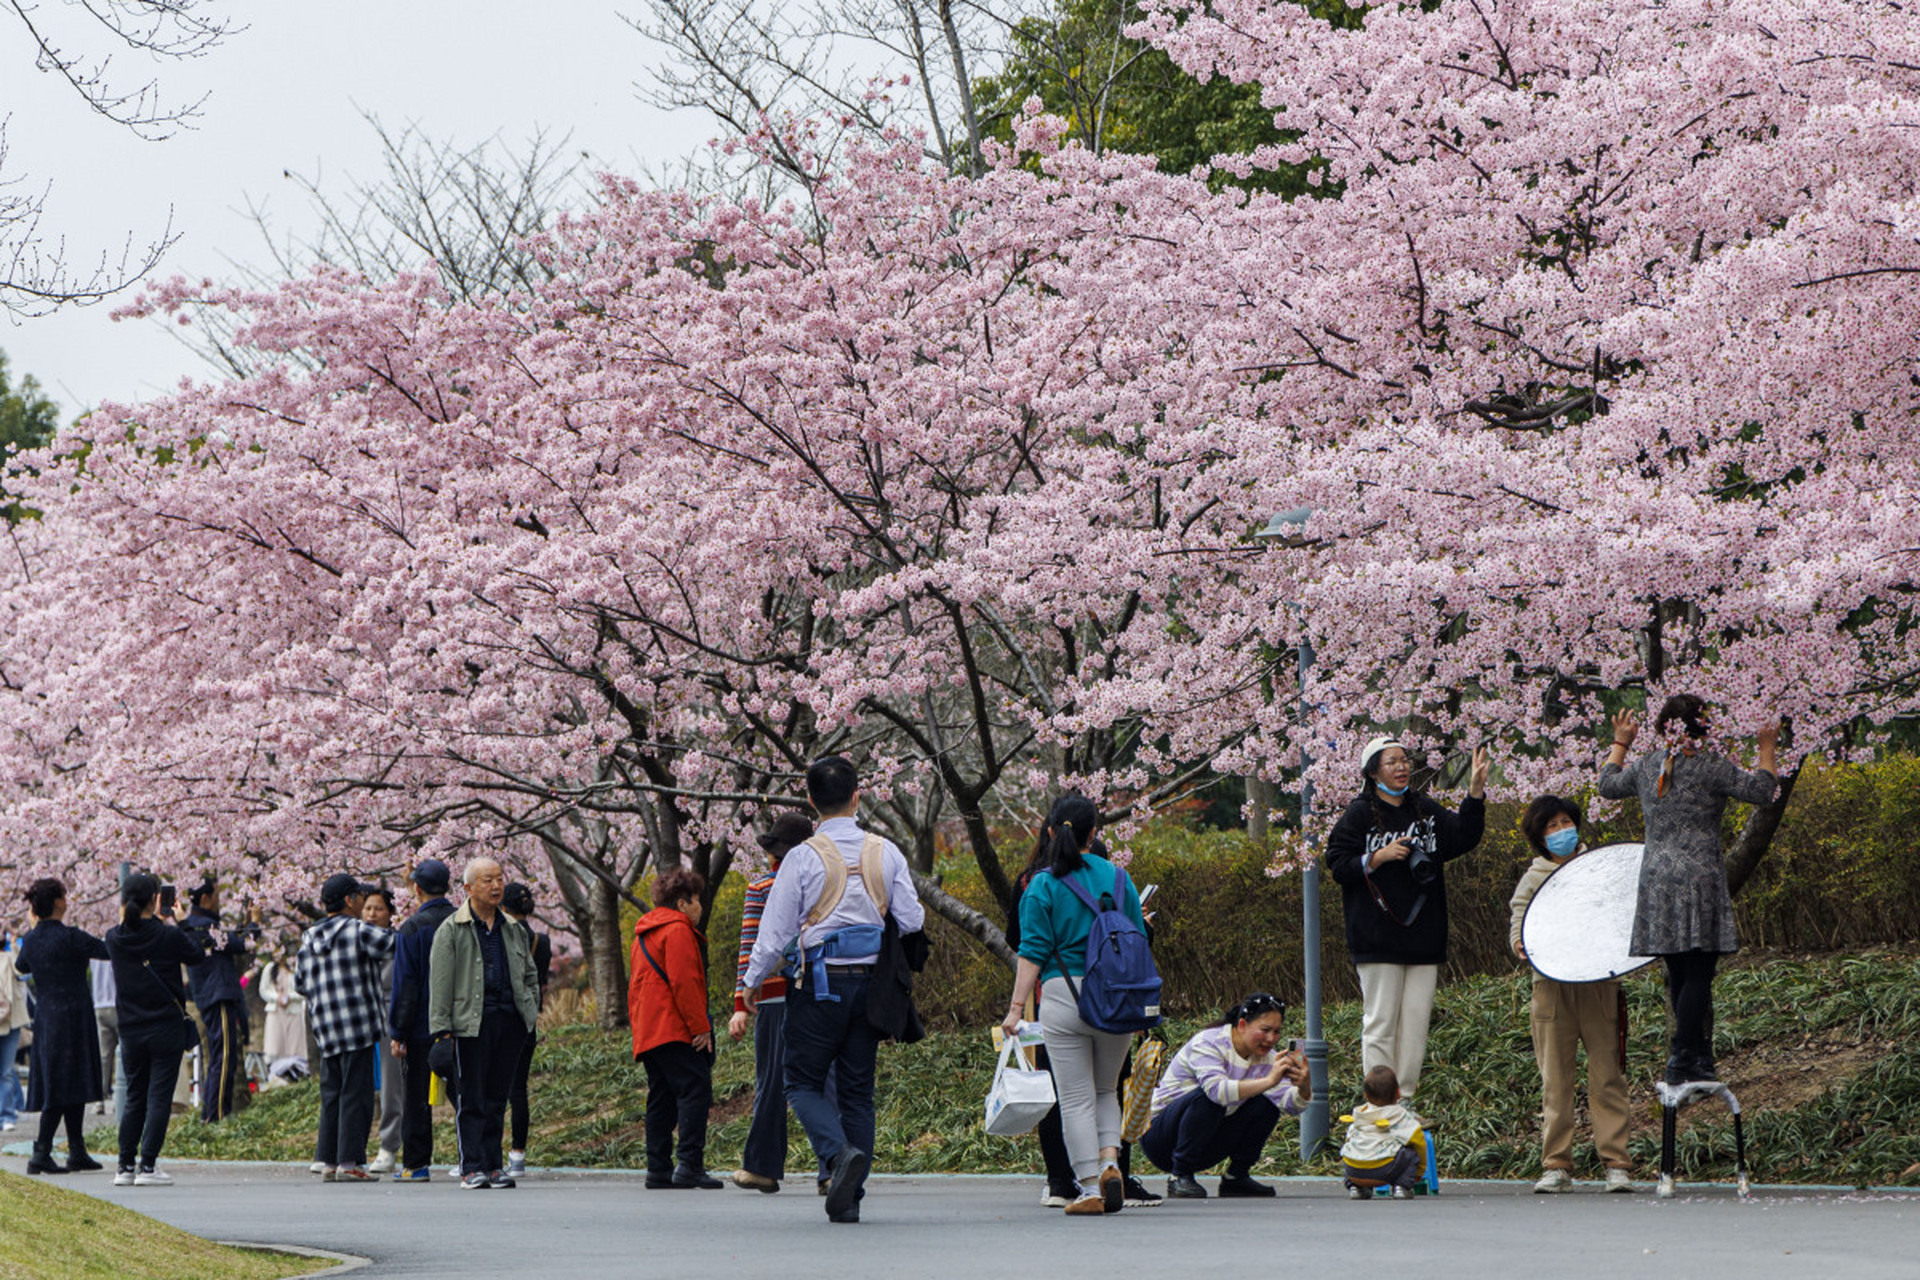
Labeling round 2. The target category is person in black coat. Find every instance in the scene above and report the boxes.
[387,858,458,1181]
[15,877,109,1174]
[500,881,552,1178]
[181,878,262,1123]
[1324,737,1488,1102]
[105,873,207,1185]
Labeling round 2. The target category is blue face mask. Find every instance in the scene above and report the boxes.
[1376,781,1408,797]
[1545,828,1580,859]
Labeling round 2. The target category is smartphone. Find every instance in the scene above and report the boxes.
[1287,1038,1305,1057]
[160,884,176,913]
[1139,883,1159,907]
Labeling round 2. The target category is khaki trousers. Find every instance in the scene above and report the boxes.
[1356,963,1439,1097]
[1530,976,1630,1171]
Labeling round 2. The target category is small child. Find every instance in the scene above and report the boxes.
[1339,1066,1428,1200]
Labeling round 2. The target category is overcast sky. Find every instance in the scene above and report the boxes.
[3,2,712,415]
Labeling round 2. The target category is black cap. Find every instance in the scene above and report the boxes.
[408,858,451,895]
[501,883,534,916]
[320,873,364,911]
[756,811,815,856]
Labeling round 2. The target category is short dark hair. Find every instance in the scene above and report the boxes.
[189,878,218,907]
[23,877,64,919]
[757,811,816,860]
[806,755,859,812]
[362,885,396,913]
[651,868,706,910]
[1520,795,1583,855]
[1363,1064,1400,1105]
[1655,693,1711,740]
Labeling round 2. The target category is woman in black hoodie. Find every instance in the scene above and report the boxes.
[1324,737,1488,1103]
[104,873,206,1186]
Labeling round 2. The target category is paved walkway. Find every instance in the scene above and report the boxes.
[6,1155,1917,1279]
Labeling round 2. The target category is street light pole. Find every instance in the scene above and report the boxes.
[1256,507,1329,1159]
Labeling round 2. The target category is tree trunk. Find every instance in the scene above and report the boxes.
[912,869,1015,968]
[1247,774,1275,844]
[1724,761,1802,896]
[586,875,629,1030]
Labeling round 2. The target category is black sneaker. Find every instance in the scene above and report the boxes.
[1663,1054,1691,1087]
[1122,1176,1163,1207]
[1166,1174,1208,1199]
[1218,1173,1276,1198]
[672,1169,722,1189]
[822,1146,869,1220]
[460,1172,490,1190]
[1689,1053,1720,1082]
[487,1169,516,1189]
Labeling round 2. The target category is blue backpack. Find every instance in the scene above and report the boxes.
[1050,865,1162,1033]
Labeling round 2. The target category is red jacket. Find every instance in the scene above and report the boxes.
[628,908,710,1058]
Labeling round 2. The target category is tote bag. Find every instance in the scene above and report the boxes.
[984,1031,1057,1137]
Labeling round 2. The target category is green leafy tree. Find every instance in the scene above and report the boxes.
[974,0,1357,196]
[1,349,61,520]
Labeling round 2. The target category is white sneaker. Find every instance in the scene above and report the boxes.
[113,1167,136,1187]
[1605,1168,1635,1193]
[1391,1185,1412,1200]
[310,1161,327,1175]
[505,1151,526,1178]
[134,1167,173,1187]
[368,1149,396,1174]
[1347,1185,1367,1200]
[1533,1168,1572,1194]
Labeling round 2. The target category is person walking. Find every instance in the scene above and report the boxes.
[360,886,403,1173]
[1000,793,1149,1217]
[15,877,109,1174]
[0,926,30,1133]
[1325,737,1489,1101]
[428,857,539,1191]
[500,881,551,1179]
[103,873,207,1186]
[630,868,719,1190]
[295,873,396,1182]
[180,879,262,1124]
[727,811,825,1193]
[387,858,456,1182]
[1509,795,1634,1193]
[1599,696,1778,1086]
[744,755,925,1224]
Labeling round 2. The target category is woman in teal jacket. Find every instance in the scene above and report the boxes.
[1001,793,1147,1217]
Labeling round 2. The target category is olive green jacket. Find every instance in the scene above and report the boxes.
[426,902,539,1038]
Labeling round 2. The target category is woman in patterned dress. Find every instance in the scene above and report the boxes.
[1598,695,1778,1085]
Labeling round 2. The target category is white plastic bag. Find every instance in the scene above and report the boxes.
[984,1027,1056,1137]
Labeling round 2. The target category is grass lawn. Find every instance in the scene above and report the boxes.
[0,1170,329,1280]
[164,947,1920,1188]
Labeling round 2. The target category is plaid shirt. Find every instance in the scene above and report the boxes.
[294,914,396,1058]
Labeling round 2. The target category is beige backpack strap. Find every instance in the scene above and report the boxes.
[860,835,888,920]
[802,834,847,930]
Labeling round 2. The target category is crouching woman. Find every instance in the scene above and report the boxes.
[1140,992,1309,1199]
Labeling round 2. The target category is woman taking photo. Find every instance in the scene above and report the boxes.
[1325,737,1488,1102]
[1599,695,1777,1086]
[104,872,206,1186]
[1001,793,1149,1217]
[15,877,109,1174]
[628,868,719,1190]
[1140,992,1309,1199]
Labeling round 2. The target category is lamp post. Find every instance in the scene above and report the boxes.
[1256,506,1330,1158]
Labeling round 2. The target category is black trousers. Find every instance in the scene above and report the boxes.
[509,1028,537,1152]
[120,1022,187,1169]
[199,1000,248,1123]
[639,1040,713,1177]
[315,1044,376,1169]
[453,1009,527,1176]
[1664,950,1720,1062]
[400,1036,456,1172]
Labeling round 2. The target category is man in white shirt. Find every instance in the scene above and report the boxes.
[743,755,923,1223]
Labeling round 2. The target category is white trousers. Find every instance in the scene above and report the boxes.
[1356,963,1439,1097]
[1038,977,1131,1182]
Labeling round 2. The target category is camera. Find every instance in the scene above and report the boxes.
[1406,845,1438,885]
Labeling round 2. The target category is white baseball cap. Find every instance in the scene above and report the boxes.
[1359,736,1404,776]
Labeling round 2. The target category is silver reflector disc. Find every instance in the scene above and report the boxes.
[1520,841,1658,983]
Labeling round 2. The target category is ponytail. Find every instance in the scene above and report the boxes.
[1042,792,1099,881]
[120,873,160,930]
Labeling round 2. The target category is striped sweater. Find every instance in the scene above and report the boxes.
[733,875,790,1013]
[1150,1024,1306,1119]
